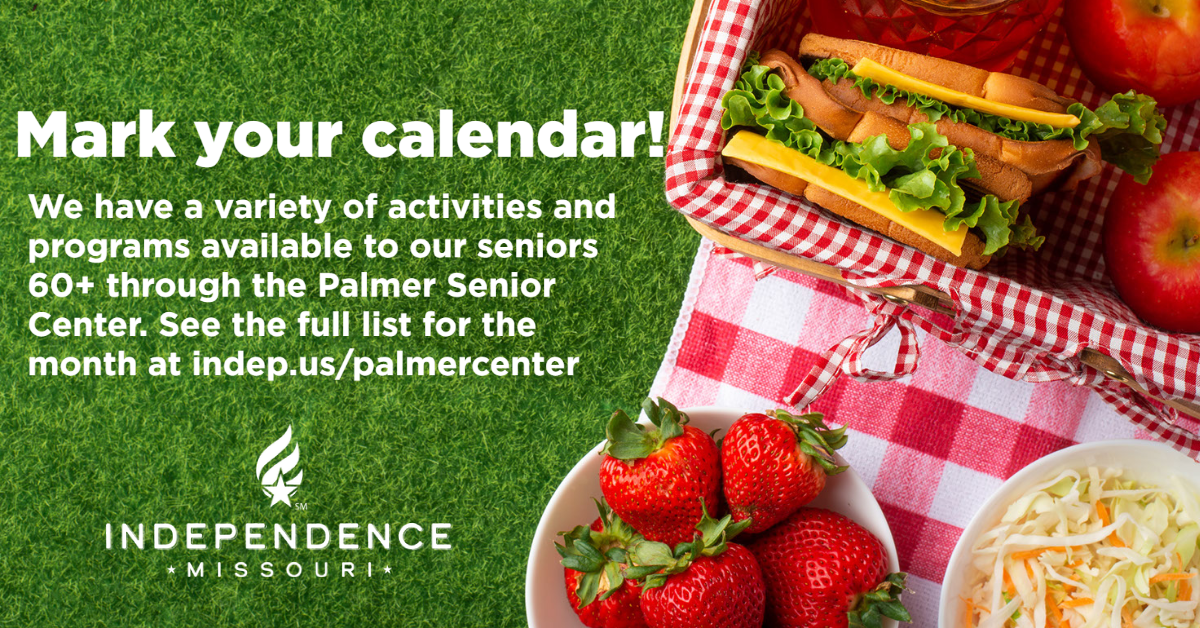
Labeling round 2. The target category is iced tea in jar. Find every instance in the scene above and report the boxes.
[808,0,1065,70]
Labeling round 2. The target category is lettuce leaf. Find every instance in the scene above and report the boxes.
[944,196,1045,255]
[1085,92,1166,184]
[721,59,1041,256]
[807,58,1166,183]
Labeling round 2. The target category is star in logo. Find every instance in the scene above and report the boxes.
[264,475,299,507]
[167,566,175,574]
[256,425,303,507]
[383,565,392,574]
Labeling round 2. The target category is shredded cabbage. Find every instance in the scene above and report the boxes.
[965,467,1200,628]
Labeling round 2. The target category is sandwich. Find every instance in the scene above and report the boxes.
[719,34,1167,269]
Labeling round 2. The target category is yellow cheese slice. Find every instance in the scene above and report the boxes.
[851,58,1081,129]
[722,131,966,256]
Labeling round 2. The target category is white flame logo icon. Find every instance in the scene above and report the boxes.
[256,425,302,507]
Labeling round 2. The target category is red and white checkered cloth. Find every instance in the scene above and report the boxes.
[664,0,1200,455]
[648,239,1200,626]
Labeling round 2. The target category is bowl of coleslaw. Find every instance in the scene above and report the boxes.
[939,440,1200,628]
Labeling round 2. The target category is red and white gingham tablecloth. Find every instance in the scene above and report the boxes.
[648,239,1198,625]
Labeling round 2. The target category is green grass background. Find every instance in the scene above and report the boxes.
[0,1,697,625]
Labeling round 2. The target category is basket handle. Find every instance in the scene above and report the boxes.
[785,292,920,408]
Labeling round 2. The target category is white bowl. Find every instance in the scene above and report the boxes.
[526,406,900,628]
[938,439,1200,627]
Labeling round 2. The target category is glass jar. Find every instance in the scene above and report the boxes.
[808,0,1065,70]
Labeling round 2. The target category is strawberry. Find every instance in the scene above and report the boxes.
[721,410,848,533]
[628,509,765,628]
[600,398,722,547]
[557,500,649,628]
[749,508,910,628]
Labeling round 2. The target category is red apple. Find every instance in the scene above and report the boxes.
[1064,0,1200,107]
[1104,152,1200,333]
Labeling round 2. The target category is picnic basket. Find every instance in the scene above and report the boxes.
[664,0,1200,455]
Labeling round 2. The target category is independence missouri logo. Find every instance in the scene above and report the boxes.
[104,422,454,579]
[257,425,303,507]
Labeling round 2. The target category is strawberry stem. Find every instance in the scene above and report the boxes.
[603,398,687,460]
[627,500,750,590]
[848,573,911,628]
[556,499,643,608]
[771,410,849,475]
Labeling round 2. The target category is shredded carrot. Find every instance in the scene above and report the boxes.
[1095,500,1127,547]
[1122,607,1134,628]
[1026,561,1036,579]
[1096,500,1111,526]
[1012,547,1067,561]
[1150,572,1197,584]
[1181,580,1193,601]
[1047,593,1064,626]
[1068,559,1083,569]
[1061,597,1094,609]
[962,597,991,627]
[1004,570,1016,597]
